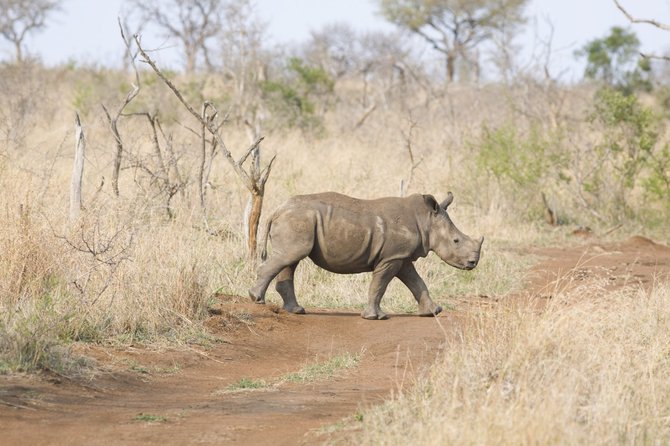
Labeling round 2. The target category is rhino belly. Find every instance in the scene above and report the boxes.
[308,219,381,274]
[308,250,374,274]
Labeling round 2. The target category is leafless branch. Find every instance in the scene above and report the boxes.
[69,112,85,224]
[103,19,142,197]
[613,0,670,31]
[134,33,277,257]
[237,136,265,168]
[399,114,423,196]
[134,34,258,192]
[640,52,670,62]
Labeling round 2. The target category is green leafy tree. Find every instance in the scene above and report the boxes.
[378,0,528,82]
[575,26,652,92]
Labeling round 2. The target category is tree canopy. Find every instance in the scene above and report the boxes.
[378,0,528,82]
[575,26,652,92]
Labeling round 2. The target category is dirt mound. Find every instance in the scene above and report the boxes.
[2,235,669,445]
[617,235,670,253]
[525,236,670,299]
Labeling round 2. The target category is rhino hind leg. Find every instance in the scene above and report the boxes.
[249,255,304,306]
[249,226,314,306]
[275,264,305,314]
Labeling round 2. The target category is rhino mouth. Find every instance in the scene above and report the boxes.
[447,259,479,270]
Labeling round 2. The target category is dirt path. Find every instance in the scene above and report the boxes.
[1,236,669,445]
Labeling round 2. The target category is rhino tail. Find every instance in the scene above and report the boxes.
[259,214,274,262]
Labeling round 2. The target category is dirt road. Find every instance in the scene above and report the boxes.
[1,236,669,445]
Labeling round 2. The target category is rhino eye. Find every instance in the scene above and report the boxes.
[453,238,460,243]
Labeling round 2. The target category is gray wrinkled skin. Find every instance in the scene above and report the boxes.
[249,192,483,320]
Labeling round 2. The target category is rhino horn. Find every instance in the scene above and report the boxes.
[478,236,485,249]
[440,192,454,209]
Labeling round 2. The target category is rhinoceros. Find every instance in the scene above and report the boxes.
[249,192,483,320]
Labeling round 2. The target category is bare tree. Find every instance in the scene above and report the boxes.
[0,0,60,62]
[378,0,528,82]
[101,19,141,197]
[135,35,276,258]
[129,0,223,73]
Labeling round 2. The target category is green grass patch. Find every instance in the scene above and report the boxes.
[280,352,361,384]
[134,413,168,423]
[226,377,269,391]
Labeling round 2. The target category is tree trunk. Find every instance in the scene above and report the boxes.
[70,113,85,224]
[110,119,122,196]
[14,40,23,63]
[245,191,263,259]
[185,43,197,74]
[446,53,456,83]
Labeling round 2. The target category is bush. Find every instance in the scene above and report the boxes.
[475,122,565,218]
[571,88,663,221]
[260,57,334,134]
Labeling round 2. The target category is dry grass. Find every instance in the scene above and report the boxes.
[351,283,670,445]
[0,63,667,385]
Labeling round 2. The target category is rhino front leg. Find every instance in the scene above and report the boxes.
[396,262,442,317]
[275,264,305,314]
[362,261,403,320]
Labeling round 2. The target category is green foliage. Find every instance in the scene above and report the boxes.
[575,26,652,92]
[643,144,670,208]
[280,352,360,383]
[134,413,168,423]
[261,57,334,133]
[584,88,661,218]
[0,286,94,373]
[71,80,94,116]
[288,57,335,93]
[475,123,565,221]
[226,377,268,391]
[477,123,557,187]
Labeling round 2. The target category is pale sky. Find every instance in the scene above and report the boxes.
[7,0,670,81]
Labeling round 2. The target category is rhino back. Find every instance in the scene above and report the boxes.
[276,193,430,273]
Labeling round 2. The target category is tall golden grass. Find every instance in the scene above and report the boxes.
[353,283,670,445]
[0,61,667,391]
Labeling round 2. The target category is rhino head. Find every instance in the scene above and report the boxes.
[425,193,483,270]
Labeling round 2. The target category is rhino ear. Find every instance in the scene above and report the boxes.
[423,194,440,214]
[440,192,454,209]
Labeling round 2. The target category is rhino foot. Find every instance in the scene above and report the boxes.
[418,305,442,317]
[361,309,388,320]
[248,290,265,305]
[283,304,305,314]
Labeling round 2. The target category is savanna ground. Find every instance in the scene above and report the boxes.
[1,57,670,445]
[2,234,670,446]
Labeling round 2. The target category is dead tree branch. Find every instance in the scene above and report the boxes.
[613,0,670,61]
[613,0,670,31]
[69,112,85,224]
[134,34,277,257]
[199,102,216,212]
[399,115,423,197]
[103,18,141,197]
[122,111,186,219]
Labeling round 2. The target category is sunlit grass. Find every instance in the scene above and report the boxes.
[351,283,670,445]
